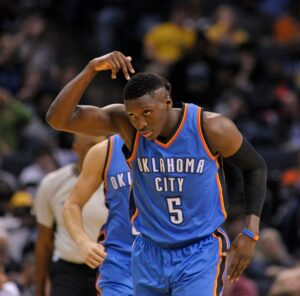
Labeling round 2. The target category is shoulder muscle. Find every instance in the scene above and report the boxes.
[203,111,243,157]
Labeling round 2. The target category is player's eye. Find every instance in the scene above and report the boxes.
[128,113,136,119]
[143,110,151,116]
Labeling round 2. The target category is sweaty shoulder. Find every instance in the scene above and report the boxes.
[103,104,135,149]
[202,111,243,158]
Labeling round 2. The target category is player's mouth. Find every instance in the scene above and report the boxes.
[140,130,153,139]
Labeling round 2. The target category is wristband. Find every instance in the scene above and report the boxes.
[242,228,259,241]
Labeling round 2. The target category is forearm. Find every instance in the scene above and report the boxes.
[244,214,260,234]
[46,62,97,129]
[226,138,267,217]
[35,245,52,296]
[62,202,90,246]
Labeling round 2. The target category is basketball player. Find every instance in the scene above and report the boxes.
[62,135,135,296]
[46,51,267,295]
[34,135,108,296]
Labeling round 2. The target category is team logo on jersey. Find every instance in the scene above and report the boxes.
[137,157,205,174]
[136,157,206,192]
[109,171,131,190]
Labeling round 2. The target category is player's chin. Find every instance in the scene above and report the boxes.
[149,132,159,141]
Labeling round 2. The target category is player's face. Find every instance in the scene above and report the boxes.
[125,88,172,140]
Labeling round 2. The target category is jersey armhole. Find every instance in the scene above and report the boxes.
[102,137,112,184]
[197,107,219,160]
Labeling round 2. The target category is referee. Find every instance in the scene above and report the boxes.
[34,135,108,296]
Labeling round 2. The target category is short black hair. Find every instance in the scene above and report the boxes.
[123,72,172,100]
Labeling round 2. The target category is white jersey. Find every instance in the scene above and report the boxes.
[34,164,108,263]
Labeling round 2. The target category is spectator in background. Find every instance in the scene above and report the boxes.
[0,33,22,95]
[246,228,293,295]
[15,13,54,75]
[18,144,59,196]
[0,264,20,296]
[34,135,108,296]
[0,227,19,280]
[269,267,300,296]
[0,88,32,155]
[223,276,258,296]
[0,189,34,273]
[15,253,35,296]
[7,191,35,266]
[0,170,17,209]
[205,5,249,47]
[273,0,300,46]
[274,152,300,257]
[168,32,216,108]
[143,5,196,73]
[278,90,300,152]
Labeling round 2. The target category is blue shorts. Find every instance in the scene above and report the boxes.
[132,228,229,296]
[96,251,133,296]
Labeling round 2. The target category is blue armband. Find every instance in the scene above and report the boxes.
[242,228,259,241]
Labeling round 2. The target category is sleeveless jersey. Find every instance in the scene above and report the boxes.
[127,103,227,247]
[98,135,135,255]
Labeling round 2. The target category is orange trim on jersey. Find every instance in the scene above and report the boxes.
[103,137,114,192]
[154,103,188,148]
[216,174,227,219]
[96,272,102,296]
[212,233,223,296]
[130,209,139,224]
[197,107,219,161]
[127,133,140,164]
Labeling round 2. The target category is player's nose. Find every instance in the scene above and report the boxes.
[136,118,147,130]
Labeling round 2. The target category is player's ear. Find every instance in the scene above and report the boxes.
[165,90,173,109]
[166,95,173,110]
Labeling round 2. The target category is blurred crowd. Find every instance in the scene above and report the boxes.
[0,0,300,295]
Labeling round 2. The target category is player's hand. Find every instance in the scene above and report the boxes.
[89,51,135,80]
[78,240,107,269]
[225,233,256,283]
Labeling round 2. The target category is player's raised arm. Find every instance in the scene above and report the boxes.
[46,51,135,139]
[62,140,108,269]
[203,112,267,283]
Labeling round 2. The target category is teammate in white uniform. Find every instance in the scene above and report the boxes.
[34,135,108,296]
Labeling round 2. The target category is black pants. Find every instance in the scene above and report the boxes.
[49,259,98,296]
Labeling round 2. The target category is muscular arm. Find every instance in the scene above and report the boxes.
[46,52,135,147]
[62,140,108,268]
[203,112,267,282]
[203,112,266,224]
[35,224,54,296]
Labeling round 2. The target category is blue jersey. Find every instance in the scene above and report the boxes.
[127,103,227,247]
[98,135,135,255]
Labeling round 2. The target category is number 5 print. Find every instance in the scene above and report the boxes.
[166,197,184,225]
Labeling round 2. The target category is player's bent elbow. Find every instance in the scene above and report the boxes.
[45,108,71,131]
[45,108,59,127]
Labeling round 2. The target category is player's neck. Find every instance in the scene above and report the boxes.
[159,108,182,138]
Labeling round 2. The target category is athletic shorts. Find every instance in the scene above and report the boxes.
[49,259,97,296]
[96,251,133,296]
[132,228,230,296]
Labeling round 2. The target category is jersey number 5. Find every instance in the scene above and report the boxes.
[166,197,184,225]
